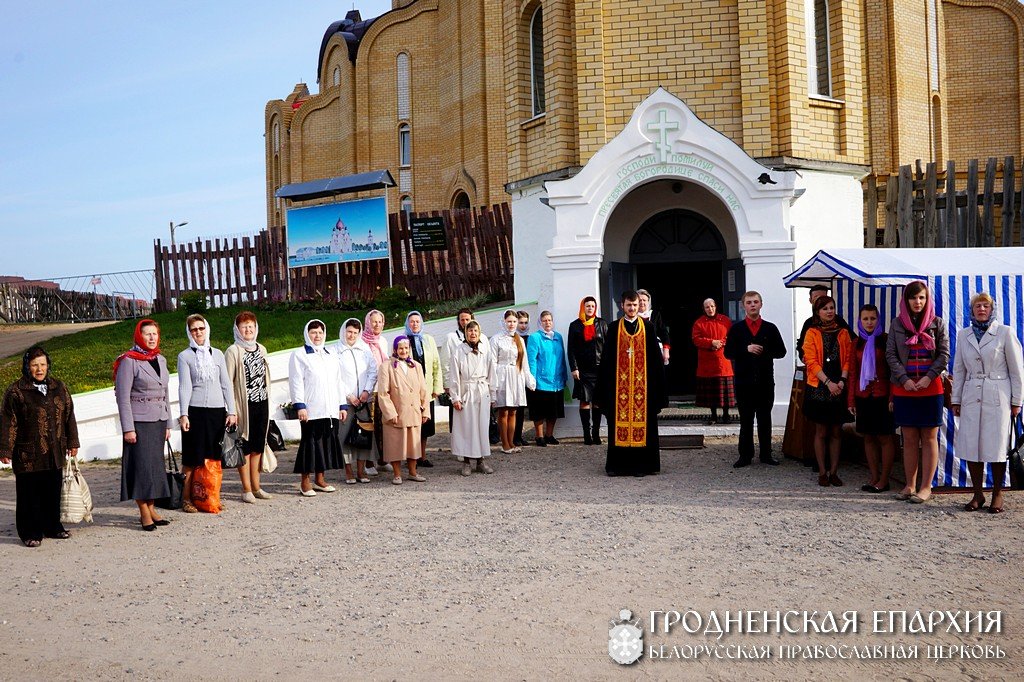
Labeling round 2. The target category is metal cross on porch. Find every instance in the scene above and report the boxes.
[646,108,679,163]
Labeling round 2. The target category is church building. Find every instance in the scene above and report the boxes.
[265,0,1024,412]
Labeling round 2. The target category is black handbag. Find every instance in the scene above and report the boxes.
[156,443,185,510]
[489,408,500,445]
[221,426,247,469]
[345,404,374,450]
[1007,416,1024,490]
[437,392,452,408]
[267,420,285,451]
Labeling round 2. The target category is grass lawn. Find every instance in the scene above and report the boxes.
[0,302,466,394]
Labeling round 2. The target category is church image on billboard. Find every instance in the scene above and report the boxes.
[286,196,389,268]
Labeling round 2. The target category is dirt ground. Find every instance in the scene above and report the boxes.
[0,322,115,359]
[0,435,1020,681]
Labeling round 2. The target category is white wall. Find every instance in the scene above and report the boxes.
[510,183,557,312]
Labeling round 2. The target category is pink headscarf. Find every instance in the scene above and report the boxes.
[361,309,387,366]
[897,282,936,350]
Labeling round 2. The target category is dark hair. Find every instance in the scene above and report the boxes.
[810,284,830,294]
[22,346,50,381]
[858,303,879,316]
[307,320,326,332]
[903,280,929,302]
[457,308,474,318]
[582,296,597,306]
[812,295,836,317]
[344,319,362,331]
[516,310,529,320]
[621,289,640,304]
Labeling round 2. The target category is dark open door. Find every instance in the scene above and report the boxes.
[607,261,634,319]
[722,258,745,321]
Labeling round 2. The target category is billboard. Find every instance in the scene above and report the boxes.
[286,196,389,269]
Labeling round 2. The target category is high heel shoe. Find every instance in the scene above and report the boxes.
[141,522,157,532]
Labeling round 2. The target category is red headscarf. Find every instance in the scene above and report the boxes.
[112,318,161,379]
[579,297,598,342]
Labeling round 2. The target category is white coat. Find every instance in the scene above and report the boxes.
[951,320,1024,462]
[289,345,344,420]
[336,339,377,401]
[490,332,536,407]
[449,342,496,458]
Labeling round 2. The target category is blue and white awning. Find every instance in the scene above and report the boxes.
[784,248,1024,288]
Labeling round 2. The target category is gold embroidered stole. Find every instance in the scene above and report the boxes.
[614,319,647,447]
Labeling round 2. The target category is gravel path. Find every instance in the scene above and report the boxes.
[1,436,1020,680]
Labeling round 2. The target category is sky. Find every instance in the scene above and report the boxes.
[0,0,394,282]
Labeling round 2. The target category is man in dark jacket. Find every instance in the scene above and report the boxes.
[725,291,787,468]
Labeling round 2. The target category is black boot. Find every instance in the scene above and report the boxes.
[592,410,603,445]
[580,409,593,445]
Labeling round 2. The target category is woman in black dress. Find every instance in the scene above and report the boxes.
[567,296,608,444]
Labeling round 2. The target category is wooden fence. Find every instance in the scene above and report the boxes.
[154,203,514,311]
[864,156,1024,248]
[0,283,150,323]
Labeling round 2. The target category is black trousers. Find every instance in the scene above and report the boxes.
[735,383,775,461]
[16,468,65,542]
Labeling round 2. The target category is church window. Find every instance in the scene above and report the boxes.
[401,195,413,218]
[399,124,411,167]
[333,66,341,87]
[397,53,411,120]
[927,0,939,92]
[452,191,470,210]
[529,5,545,116]
[805,0,832,98]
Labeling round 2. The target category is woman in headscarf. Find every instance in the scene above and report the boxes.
[288,319,346,496]
[404,311,443,467]
[951,292,1024,514]
[491,309,536,452]
[513,310,531,447]
[177,314,236,510]
[336,317,377,484]
[886,281,950,504]
[224,311,273,502]
[114,319,172,531]
[637,289,671,365]
[1,346,80,547]
[802,295,853,486]
[848,304,896,493]
[691,298,736,424]
[376,336,430,484]
[526,311,569,447]
[449,321,496,475]
[362,309,389,474]
[567,296,608,445]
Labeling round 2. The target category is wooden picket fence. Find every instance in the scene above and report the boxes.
[153,203,514,311]
[0,282,150,323]
[863,156,1024,248]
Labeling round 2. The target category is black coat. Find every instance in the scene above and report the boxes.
[0,378,80,474]
[567,317,608,376]
[724,318,787,386]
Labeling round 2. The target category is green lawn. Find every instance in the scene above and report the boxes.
[0,303,459,394]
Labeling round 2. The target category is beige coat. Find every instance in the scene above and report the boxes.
[224,343,272,456]
[951,321,1024,462]
[376,358,429,462]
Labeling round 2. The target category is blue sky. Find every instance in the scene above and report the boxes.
[0,1,393,281]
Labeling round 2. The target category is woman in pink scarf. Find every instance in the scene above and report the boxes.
[361,309,389,472]
[885,281,950,504]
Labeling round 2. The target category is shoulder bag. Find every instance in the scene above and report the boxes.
[345,403,374,450]
[1007,415,1024,490]
[156,443,185,510]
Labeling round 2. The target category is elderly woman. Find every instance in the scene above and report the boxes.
[336,317,377,484]
[289,319,346,496]
[637,289,671,365]
[1,347,80,547]
[848,304,896,493]
[526,311,569,447]
[114,319,172,531]
[404,311,443,467]
[492,309,536,452]
[362,308,389,474]
[224,311,273,502]
[450,321,496,475]
[802,295,853,486]
[376,336,430,484]
[951,292,1024,514]
[177,314,236,511]
[886,280,950,504]
[567,296,608,445]
[691,298,736,424]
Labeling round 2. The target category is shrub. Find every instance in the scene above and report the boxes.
[179,291,208,314]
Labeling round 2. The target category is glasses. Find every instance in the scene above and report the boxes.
[189,327,205,333]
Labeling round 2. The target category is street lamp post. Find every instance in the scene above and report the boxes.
[170,220,189,249]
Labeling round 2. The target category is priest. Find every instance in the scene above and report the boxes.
[595,290,668,477]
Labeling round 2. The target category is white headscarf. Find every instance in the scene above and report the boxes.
[304,319,327,353]
[233,317,259,352]
[337,317,363,351]
[186,318,217,383]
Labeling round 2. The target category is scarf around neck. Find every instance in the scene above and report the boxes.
[856,320,882,391]
[113,318,161,380]
[233,320,259,352]
[404,311,425,357]
[971,318,992,343]
[897,288,936,349]
[186,320,217,383]
[303,319,328,354]
[391,334,416,368]
[362,309,386,366]
[579,298,597,342]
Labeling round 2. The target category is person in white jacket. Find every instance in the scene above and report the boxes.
[491,309,536,453]
[951,292,1024,514]
[336,318,377,484]
[449,321,497,476]
[289,319,347,496]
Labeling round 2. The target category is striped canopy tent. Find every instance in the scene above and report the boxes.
[785,248,1024,489]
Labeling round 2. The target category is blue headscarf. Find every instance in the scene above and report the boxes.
[404,311,425,358]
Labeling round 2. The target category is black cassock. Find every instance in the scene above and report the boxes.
[595,317,668,476]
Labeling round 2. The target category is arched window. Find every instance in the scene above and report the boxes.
[805,0,832,97]
[529,5,545,116]
[399,124,411,167]
[401,195,413,217]
[452,191,470,210]
[333,66,341,87]
[397,53,410,120]
[272,121,280,153]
